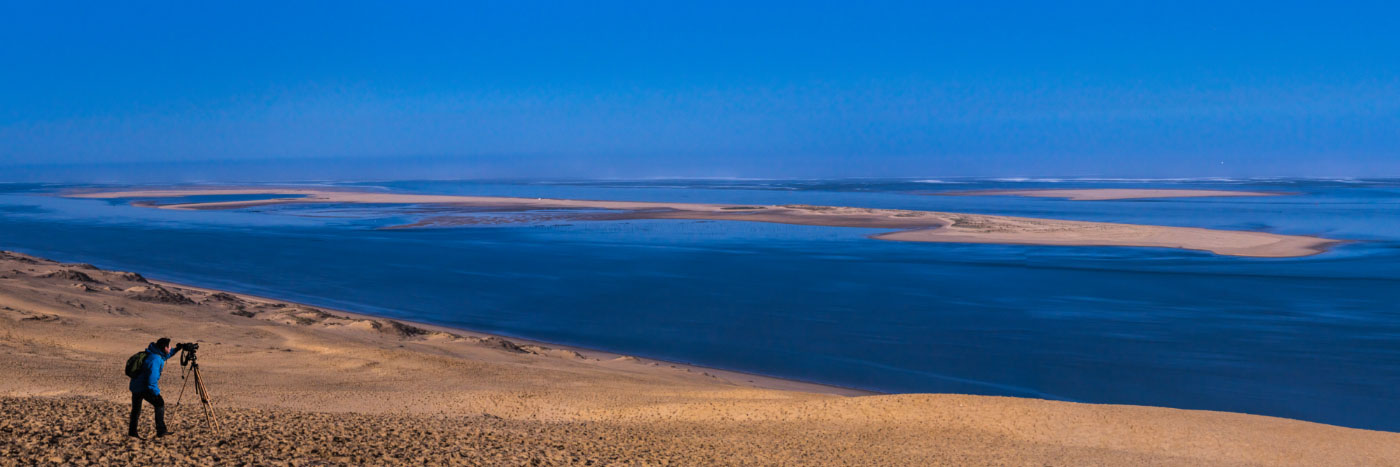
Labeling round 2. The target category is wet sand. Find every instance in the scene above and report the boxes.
[2,250,1397,465]
[939,188,1289,201]
[67,188,1335,257]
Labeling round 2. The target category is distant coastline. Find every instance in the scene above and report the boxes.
[935,188,1291,201]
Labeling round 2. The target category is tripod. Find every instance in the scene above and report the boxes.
[175,349,222,433]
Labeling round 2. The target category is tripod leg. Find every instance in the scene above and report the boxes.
[191,365,222,433]
[199,369,221,433]
[175,370,191,407]
[194,369,217,433]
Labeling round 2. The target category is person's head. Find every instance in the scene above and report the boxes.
[155,337,171,352]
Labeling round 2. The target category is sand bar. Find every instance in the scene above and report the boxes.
[66,187,1335,257]
[940,188,1289,201]
[2,250,1397,464]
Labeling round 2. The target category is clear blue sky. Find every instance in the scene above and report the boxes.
[2,1,1397,181]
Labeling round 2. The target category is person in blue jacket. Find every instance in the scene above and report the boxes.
[128,337,178,438]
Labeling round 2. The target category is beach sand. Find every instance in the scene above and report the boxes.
[2,250,1397,465]
[67,188,1335,257]
[939,189,1288,201]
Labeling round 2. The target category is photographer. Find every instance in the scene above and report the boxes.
[126,337,191,438]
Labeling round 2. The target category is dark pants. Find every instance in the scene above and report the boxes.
[129,391,166,435]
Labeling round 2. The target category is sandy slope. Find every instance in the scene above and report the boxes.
[67,187,1334,257]
[2,250,1396,465]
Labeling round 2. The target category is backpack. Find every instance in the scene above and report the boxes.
[124,351,148,378]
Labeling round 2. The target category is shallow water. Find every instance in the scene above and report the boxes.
[1,179,1397,431]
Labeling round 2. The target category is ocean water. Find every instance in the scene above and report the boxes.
[1,178,1398,431]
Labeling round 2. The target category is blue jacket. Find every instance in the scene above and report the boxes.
[129,343,176,395]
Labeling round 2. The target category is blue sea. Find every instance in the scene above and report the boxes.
[1,178,1397,431]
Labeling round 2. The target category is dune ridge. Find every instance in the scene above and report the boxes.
[2,250,1397,465]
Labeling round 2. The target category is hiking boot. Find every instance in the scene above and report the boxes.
[155,430,171,438]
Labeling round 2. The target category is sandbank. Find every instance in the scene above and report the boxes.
[66,187,1337,257]
[940,188,1289,201]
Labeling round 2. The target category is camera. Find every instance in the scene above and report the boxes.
[177,342,200,366]
[176,342,198,353]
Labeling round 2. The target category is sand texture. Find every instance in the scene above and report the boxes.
[940,189,1288,201]
[2,250,1397,465]
[67,188,1334,257]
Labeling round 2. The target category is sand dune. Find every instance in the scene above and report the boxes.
[2,250,1396,465]
[939,188,1288,201]
[66,188,1336,257]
